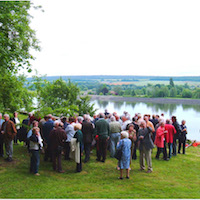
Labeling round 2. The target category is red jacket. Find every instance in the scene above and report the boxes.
[154,126,165,148]
[164,124,176,143]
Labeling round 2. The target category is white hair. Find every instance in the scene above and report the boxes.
[121,131,129,139]
[110,116,116,122]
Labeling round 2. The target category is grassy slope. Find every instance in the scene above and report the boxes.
[0,144,199,199]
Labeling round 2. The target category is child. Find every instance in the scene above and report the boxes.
[29,127,43,176]
[116,131,132,179]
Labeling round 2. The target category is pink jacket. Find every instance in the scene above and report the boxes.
[154,126,165,148]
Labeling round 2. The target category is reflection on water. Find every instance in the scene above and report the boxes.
[91,99,200,141]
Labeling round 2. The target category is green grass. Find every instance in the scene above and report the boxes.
[0,144,200,198]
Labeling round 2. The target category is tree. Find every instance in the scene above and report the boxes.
[169,78,175,87]
[0,1,40,73]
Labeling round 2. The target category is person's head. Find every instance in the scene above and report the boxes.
[69,117,75,123]
[160,120,165,127]
[144,116,149,122]
[166,119,170,124]
[77,116,83,124]
[47,114,52,120]
[121,116,127,122]
[156,115,160,119]
[171,116,176,123]
[161,113,164,117]
[99,113,105,119]
[74,123,82,131]
[121,131,129,139]
[128,124,134,132]
[140,120,146,129]
[4,114,10,121]
[182,120,186,125]
[32,120,38,127]
[115,115,120,121]
[137,113,142,119]
[110,116,116,122]
[61,116,67,123]
[32,127,40,135]
[13,111,18,118]
[54,120,60,128]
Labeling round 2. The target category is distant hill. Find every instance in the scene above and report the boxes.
[27,75,200,82]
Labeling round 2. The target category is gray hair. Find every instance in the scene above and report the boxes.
[110,116,116,122]
[4,114,10,119]
[121,131,129,139]
[77,116,83,123]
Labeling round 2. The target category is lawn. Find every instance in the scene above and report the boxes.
[0,144,199,199]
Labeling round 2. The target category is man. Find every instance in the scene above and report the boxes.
[11,111,20,145]
[94,113,110,162]
[42,114,54,161]
[172,116,181,156]
[49,121,67,173]
[1,114,17,162]
[81,115,94,163]
[0,113,5,157]
[178,120,187,154]
[109,116,121,157]
[138,120,154,173]
[65,117,75,160]
[165,119,176,159]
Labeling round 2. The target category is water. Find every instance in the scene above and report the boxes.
[90,99,200,141]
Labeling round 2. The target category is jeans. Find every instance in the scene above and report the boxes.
[173,138,178,155]
[110,133,120,157]
[30,150,40,174]
[168,143,173,158]
[5,140,13,159]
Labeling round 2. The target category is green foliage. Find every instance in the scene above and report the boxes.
[0,1,40,73]
[0,72,34,113]
[96,84,109,95]
[169,77,175,87]
[182,89,193,98]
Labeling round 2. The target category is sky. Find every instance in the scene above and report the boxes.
[28,0,200,77]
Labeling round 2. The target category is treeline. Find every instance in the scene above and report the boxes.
[81,78,200,99]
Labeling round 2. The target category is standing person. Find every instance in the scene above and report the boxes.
[49,121,67,173]
[127,124,137,160]
[81,115,94,163]
[109,116,121,158]
[154,121,168,160]
[116,131,132,179]
[94,113,110,163]
[165,119,176,159]
[1,114,17,162]
[178,120,187,154]
[42,114,54,161]
[74,123,83,172]
[172,116,181,156]
[138,121,154,173]
[29,127,43,176]
[11,111,20,145]
[65,117,75,160]
[0,113,5,157]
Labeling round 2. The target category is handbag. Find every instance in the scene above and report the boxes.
[114,140,124,160]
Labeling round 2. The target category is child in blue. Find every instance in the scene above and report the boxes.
[116,131,132,179]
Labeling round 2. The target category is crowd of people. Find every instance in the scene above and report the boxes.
[0,110,187,179]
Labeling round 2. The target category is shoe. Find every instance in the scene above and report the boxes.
[139,168,145,171]
[34,173,40,176]
[5,157,13,162]
[164,158,169,161]
[146,170,152,173]
[101,160,105,163]
[118,177,123,180]
[126,176,130,179]
[178,152,180,154]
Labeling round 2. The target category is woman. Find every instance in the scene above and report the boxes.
[11,111,20,144]
[29,127,43,176]
[74,123,83,172]
[127,124,137,160]
[116,131,132,179]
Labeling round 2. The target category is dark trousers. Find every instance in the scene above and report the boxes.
[64,142,70,160]
[76,144,82,172]
[14,129,19,144]
[44,144,52,161]
[97,138,108,161]
[156,142,167,160]
[30,150,40,174]
[178,139,186,154]
[52,151,62,172]
[132,140,137,160]
[0,135,4,156]
[84,143,91,162]
[173,137,178,156]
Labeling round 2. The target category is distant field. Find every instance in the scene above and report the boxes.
[106,80,200,86]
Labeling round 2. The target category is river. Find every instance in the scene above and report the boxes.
[90,98,200,141]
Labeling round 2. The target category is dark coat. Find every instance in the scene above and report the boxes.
[42,119,54,144]
[1,120,17,142]
[138,127,154,151]
[82,121,94,144]
[172,121,181,140]
[49,127,67,151]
